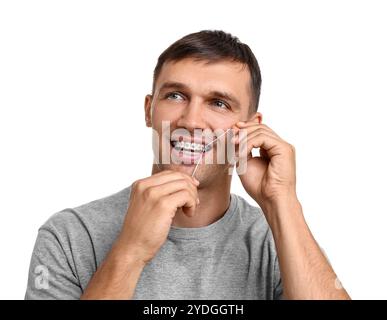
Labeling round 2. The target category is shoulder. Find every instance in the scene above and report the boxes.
[232,194,282,295]
[39,185,132,248]
[232,193,269,231]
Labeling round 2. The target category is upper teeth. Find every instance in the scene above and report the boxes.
[172,141,206,152]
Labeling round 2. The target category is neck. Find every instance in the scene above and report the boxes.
[151,164,232,228]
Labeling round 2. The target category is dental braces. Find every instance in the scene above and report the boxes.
[172,141,210,153]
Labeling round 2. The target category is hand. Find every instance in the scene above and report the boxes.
[116,170,200,264]
[232,121,297,207]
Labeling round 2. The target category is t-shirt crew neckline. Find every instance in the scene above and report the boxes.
[168,194,237,241]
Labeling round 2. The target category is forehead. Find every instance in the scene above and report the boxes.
[155,58,251,103]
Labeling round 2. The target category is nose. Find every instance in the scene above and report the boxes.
[176,98,207,131]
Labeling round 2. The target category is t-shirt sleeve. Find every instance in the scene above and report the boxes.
[24,228,82,300]
[273,255,284,300]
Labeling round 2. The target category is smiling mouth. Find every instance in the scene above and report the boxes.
[170,140,212,153]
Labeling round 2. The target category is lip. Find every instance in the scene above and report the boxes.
[166,130,230,165]
[170,141,204,165]
[171,132,211,150]
[170,135,209,145]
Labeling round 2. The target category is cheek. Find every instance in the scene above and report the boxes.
[151,102,183,125]
[205,114,238,131]
[154,113,197,144]
[150,106,180,139]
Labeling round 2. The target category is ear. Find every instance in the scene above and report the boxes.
[248,111,263,124]
[144,94,153,127]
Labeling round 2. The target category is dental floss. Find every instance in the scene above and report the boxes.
[191,128,232,178]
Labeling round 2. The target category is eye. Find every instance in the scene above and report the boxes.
[211,99,229,109]
[165,92,184,101]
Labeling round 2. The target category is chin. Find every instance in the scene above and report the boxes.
[156,163,193,175]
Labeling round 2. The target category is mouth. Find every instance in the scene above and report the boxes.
[170,140,212,153]
[169,138,213,165]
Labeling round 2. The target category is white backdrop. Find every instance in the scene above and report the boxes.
[1,0,386,299]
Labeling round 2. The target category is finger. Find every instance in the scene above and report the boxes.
[258,147,270,161]
[147,179,198,202]
[161,189,198,217]
[236,129,286,163]
[135,170,199,191]
[257,123,282,139]
[245,128,280,142]
[233,124,266,141]
[238,131,283,158]
[236,123,280,139]
[236,121,259,128]
[233,126,280,145]
[236,122,282,139]
[153,170,199,185]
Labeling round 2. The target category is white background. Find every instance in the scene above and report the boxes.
[1,0,386,299]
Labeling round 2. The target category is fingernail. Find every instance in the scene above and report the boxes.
[193,178,200,185]
[196,198,200,205]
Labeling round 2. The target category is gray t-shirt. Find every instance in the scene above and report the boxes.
[25,185,283,300]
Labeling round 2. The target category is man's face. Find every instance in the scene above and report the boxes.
[145,57,258,186]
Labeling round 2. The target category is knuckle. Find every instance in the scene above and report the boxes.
[287,143,295,152]
[143,186,155,200]
[262,124,271,131]
[140,179,147,188]
[133,179,142,191]
[256,131,264,137]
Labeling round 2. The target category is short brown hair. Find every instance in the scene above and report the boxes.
[152,30,262,111]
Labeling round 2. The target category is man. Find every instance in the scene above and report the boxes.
[25,30,350,300]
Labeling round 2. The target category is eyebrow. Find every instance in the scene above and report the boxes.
[158,81,188,92]
[158,81,241,108]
